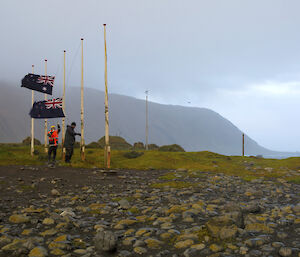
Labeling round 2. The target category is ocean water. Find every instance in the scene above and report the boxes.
[259,154,300,159]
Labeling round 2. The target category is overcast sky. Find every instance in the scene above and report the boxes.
[1,0,300,152]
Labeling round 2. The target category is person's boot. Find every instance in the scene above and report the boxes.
[47,160,52,167]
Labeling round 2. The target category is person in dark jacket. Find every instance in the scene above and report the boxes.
[64,122,81,163]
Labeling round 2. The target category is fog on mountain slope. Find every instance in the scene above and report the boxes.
[0,83,285,156]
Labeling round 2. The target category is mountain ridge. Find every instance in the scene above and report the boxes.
[0,82,298,157]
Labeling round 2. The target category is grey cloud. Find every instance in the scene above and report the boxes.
[1,0,300,151]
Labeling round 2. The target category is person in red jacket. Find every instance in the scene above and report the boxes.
[48,124,60,163]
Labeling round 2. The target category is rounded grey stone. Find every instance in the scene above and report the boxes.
[94,230,117,252]
[183,248,199,257]
[156,250,170,257]
[277,232,288,239]
[133,240,145,248]
[272,242,285,248]
[118,250,132,257]
[118,199,130,210]
[248,249,262,256]
[278,247,292,257]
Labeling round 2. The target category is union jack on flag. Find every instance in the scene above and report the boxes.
[45,98,63,109]
[37,75,55,87]
[30,97,65,119]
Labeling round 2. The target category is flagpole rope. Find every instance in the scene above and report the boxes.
[54,60,62,84]
[66,42,81,87]
[62,42,80,126]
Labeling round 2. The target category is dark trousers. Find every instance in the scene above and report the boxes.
[48,145,57,162]
[65,147,74,162]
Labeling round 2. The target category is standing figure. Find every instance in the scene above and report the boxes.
[64,122,81,163]
[48,124,60,164]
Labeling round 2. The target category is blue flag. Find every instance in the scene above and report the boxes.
[30,98,65,119]
[21,73,54,95]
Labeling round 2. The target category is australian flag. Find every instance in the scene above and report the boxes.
[30,98,65,119]
[21,73,55,95]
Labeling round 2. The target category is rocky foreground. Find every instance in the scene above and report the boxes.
[0,166,299,257]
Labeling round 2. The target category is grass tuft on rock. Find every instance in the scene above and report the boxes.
[123,151,144,159]
[86,142,102,149]
[98,136,132,150]
[22,137,41,145]
[159,144,185,152]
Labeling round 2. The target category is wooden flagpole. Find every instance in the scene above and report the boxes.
[103,24,111,169]
[80,39,85,161]
[242,133,245,157]
[145,90,149,150]
[31,65,35,156]
[62,50,66,159]
[44,59,48,153]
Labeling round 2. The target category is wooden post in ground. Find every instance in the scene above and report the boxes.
[31,65,35,156]
[242,133,245,157]
[62,50,66,159]
[145,90,149,150]
[44,59,48,153]
[103,24,111,168]
[80,39,85,161]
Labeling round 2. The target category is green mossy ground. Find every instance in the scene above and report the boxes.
[0,144,299,184]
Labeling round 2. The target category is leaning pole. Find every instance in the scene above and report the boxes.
[103,24,111,169]
[145,90,149,150]
[242,133,245,157]
[80,38,85,161]
[62,50,66,159]
[44,59,48,153]
[31,65,35,156]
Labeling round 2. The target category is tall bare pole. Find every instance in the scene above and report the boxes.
[80,39,85,161]
[31,65,35,156]
[103,24,111,168]
[44,59,48,153]
[62,50,66,159]
[145,90,149,150]
[242,133,245,157]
